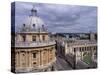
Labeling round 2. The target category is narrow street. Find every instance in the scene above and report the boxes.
[54,56,73,70]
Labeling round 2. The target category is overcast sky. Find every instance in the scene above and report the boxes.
[13,2,97,33]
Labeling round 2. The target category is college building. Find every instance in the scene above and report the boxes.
[56,33,97,69]
[11,7,56,73]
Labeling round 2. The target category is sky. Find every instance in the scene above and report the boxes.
[12,2,97,33]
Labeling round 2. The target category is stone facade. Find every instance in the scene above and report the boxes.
[65,42,97,64]
[11,45,56,73]
[56,39,97,68]
[11,7,56,73]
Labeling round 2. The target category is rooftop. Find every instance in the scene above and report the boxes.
[62,40,97,47]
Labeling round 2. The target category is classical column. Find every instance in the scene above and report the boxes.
[73,48,76,69]
[80,47,82,60]
[29,51,32,68]
[26,51,28,68]
[75,48,79,65]
[18,51,20,68]
[28,51,30,67]
[40,50,42,66]
[16,51,18,68]
[92,47,94,60]
[54,48,55,59]
[24,51,26,68]
[40,50,43,66]
[42,50,44,66]
[19,51,22,68]
[46,50,48,64]
[52,48,55,61]
[37,51,40,67]
[81,51,83,60]
[75,49,78,65]
[16,52,20,67]
[48,49,50,64]
[49,49,52,62]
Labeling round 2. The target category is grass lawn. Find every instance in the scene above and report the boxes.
[83,54,92,64]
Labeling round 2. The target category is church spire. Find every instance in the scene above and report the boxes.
[31,5,37,16]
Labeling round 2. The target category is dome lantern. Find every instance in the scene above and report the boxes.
[19,5,48,33]
[31,6,37,16]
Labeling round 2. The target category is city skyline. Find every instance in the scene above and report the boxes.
[13,2,97,33]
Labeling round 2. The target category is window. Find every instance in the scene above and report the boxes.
[82,47,84,51]
[79,47,81,52]
[32,36,36,41]
[22,35,26,42]
[94,46,96,50]
[90,46,92,50]
[33,53,36,58]
[23,54,25,56]
[74,48,76,52]
[33,62,36,64]
[42,35,45,41]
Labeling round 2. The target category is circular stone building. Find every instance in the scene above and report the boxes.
[11,7,56,73]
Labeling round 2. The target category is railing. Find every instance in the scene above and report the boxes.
[18,28,48,34]
[14,40,56,47]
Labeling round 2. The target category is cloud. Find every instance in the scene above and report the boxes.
[13,2,97,33]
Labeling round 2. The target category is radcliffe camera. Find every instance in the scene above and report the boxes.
[11,2,97,73]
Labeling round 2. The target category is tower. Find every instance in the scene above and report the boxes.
[89,31,95,41]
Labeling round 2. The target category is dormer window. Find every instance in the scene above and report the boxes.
[42,25,44,27]
[42,25,44,30]
[42,25,46,31]
[42,25,44,29]
[33,24,35,27]
[23,24,25,27]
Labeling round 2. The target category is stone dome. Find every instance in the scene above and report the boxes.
[20,7,47,32]
[25,16,45,29]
